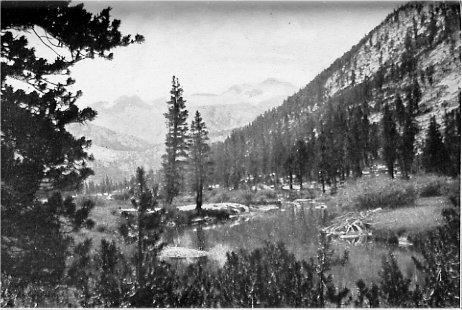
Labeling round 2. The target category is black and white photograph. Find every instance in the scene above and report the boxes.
[1,0,460,307]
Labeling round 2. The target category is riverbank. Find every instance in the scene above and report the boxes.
[369,196,453,245]
[323,174,459,245]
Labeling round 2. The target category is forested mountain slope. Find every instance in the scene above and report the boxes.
[210,2,460,188]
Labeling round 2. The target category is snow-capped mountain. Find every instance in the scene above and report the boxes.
[189,78,297,109]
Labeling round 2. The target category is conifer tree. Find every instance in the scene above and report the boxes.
[1,1,143,285]
[188,111,211,212]
[423,116,449,174]
[381,104,399,178]
[294,139,308,189]
[119,167,164,289]
[317,122,330,193]
[347,107,364,178]
[162,76,189,205]
[399,108,418,179]
[394,94,406,126]
[443,107,461,176]
[398,88,419,179]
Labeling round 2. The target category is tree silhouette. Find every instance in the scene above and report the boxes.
[422,116,449,174]
[188,111,211,211]
[1,0,143,285]
[162,76,189,205]
[381,104,399,178]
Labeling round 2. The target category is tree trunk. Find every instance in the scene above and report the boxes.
[137,211,144,287]
[387,163,395,179]
[299,170,303,190]
[196,182,203,212]
[289,170,293,190]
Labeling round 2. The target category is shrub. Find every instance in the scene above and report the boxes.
[238,190,254,206]
[443,178,460,207]
[254,190,278,201]
[206,189,231,203]
[96,224,107,233]
[85,218,96,230]
[333,175,417,211]
[379,252,411,307]
[412,174,448,197]
[112,191,131,201]
[411,208,460,307]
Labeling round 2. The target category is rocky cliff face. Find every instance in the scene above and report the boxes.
[320,1,460,127]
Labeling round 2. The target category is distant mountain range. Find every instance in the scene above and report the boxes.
[68,79,296,182]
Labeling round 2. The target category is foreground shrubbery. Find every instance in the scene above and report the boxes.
[2,207,459,308]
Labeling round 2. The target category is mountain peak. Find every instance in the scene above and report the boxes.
[261,78,282,84]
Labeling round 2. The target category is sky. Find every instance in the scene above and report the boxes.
[67,1,403,106]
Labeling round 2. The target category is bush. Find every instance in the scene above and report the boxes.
[443,178,460,207]
[411,208,460,307]
[85,218,96,230]
[206,189,231,203]
[96,224,107,233]
[379,253,411,307]
[254,190,278,201]
[412,174,448,197]
[112,191,131,201]
[333,176,417,211]
[238,190,254,206]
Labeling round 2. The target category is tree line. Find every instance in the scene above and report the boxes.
[207,1,460,191]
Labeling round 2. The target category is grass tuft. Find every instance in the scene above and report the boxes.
[332,175,417,211]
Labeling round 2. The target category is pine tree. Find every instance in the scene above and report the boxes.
[294,139,308,189]
[398,87,419,179]
[443,107,461,176]
[423,116,449,174]
[188,111,211,212]
[120,167,164,288]
[317,122,330,193]
[162,76,189,205]
[394,94,406,126]
[381,104,399,178]
[271,122,287,189]
[399,108,418,179]
[347,107,364,178]
[1,1,142,285]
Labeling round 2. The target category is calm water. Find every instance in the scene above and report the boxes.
[162,204,422,287]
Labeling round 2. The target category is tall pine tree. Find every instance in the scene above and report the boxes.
[162,76,189,205]
[443,107,461,176]
[423,116,449,174]
[188,111,211,212]
[381,104,399,178]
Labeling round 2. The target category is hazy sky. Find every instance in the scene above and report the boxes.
[69,1,402,106]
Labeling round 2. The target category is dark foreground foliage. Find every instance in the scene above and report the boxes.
[1,207,459,308]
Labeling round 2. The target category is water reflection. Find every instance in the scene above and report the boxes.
[163,204,422,286]
[196,224,206,251]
